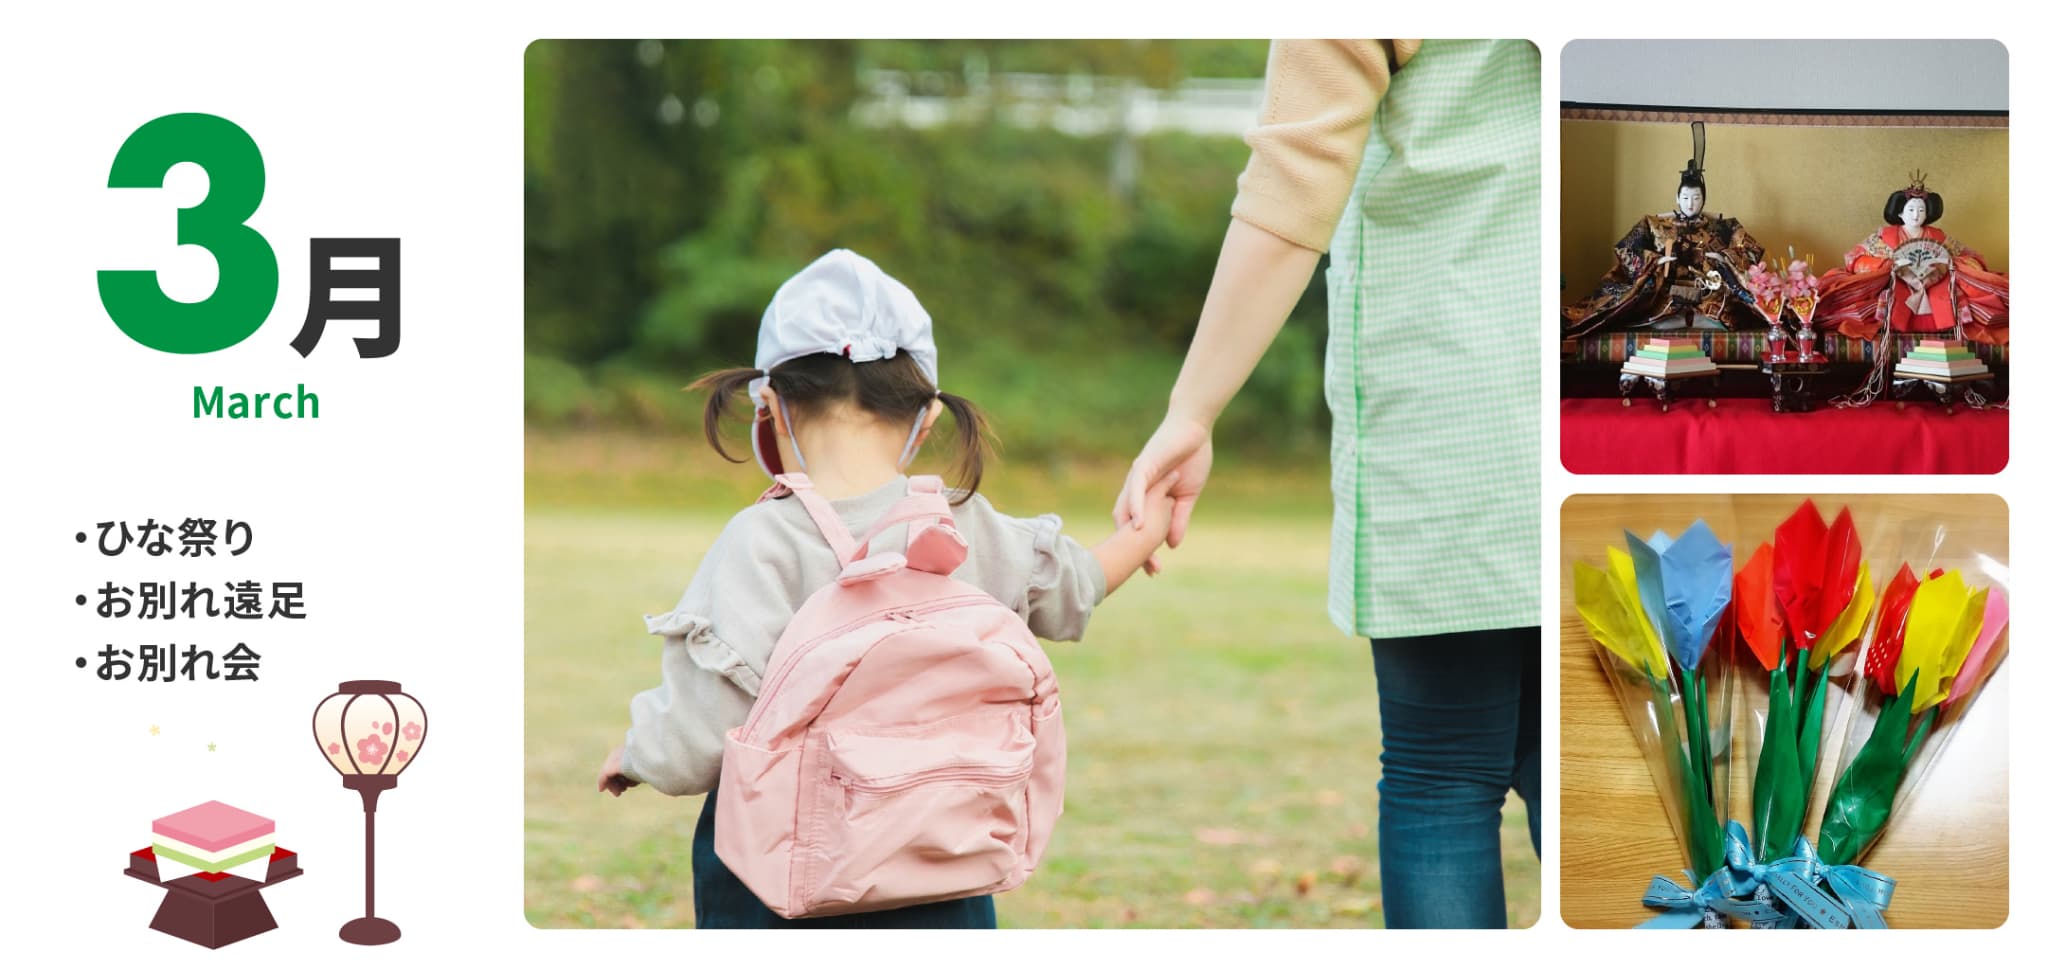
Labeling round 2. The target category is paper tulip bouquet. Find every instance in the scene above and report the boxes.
[1573,501,2008,929]
[1573,520,1735,923]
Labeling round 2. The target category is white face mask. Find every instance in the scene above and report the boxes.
[749,395,931,480]
[1901,198,1928,229]
[1676,187,1704,218]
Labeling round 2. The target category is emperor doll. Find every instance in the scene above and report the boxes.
[1565,122,1771,337]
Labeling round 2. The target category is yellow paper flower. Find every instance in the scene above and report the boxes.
[1897,571,1991,713]
[1573,547,1669,677]
[1809,561,1874,670]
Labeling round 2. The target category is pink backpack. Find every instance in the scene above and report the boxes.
[714,473,1066,918]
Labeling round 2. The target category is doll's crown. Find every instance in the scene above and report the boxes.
[1903,169,1930,198]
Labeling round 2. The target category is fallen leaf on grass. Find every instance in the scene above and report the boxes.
[1329,855,1364,885]
[1195,828,1248,846]
[1183,888,1217,906]
[571,874,604,893]
[1295,871,1318,896]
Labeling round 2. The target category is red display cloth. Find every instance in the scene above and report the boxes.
[1562,398,2008,474]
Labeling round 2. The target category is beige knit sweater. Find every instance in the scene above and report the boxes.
[1231,40,1421,254]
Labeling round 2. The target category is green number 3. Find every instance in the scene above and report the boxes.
[98,113,279,354]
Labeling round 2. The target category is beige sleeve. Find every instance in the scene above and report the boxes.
[620,509,798,797]
[956,495,1107,643]
[1230,40,1411,253]
[1016,513,1107,643]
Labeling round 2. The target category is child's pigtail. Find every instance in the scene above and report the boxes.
[689,367,768,464]
[935,390,996,504]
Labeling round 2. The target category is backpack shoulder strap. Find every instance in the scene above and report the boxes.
[769,473,858,567]
[850,475,957,561]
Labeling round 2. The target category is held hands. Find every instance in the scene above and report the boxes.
[1128,470,1183,546]
[1091,469,1182,595]
[598,745,639,797]
[1115,411,1213,577]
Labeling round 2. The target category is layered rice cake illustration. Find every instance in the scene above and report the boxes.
[150,801,277,874]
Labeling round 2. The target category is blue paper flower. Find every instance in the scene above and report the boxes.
[1626,520,1734,671]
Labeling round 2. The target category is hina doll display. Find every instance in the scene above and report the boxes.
[1564,122,1772,337]
[1814,172,2010,346]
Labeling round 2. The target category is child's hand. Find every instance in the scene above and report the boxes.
[1132,472,1180,546]
[598,745,639,797]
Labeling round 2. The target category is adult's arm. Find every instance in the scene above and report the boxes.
[1116,40,1408,554]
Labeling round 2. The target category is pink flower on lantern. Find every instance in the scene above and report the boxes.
[382,722,394,736]
[357,733,389,766]
[328,742,341,755]
[396,750,409,762]
[402,721,423,741]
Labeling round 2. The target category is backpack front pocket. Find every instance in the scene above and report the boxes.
[794,714,1034,915]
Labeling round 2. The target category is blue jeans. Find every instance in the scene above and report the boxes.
[691,785,997,928]
[1371,626,1539,929]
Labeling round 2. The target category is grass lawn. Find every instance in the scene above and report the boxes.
[525,434,1538,928]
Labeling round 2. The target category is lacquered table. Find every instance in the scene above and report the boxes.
[124,846,302,948]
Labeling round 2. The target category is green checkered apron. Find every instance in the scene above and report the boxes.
[1323,39,1541,639]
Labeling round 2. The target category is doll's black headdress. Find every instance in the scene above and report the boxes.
[1677,120,1707,193]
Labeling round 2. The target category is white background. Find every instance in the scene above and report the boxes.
[0,2,2028,966]
[1562,40,2011,111]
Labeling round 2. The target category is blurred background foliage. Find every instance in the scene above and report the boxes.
[524,39,1330,460]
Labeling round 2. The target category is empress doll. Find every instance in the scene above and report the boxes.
[1563,123,1771,337]
[1814,172,2009,345]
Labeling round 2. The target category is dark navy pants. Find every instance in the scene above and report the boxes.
[692,785,997,928]
[1370,626,1541,929]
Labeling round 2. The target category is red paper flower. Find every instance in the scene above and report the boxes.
[1734,542,1782,666]
[1816,509,1863,639]
[1772,501,1861,653]
[1864,563,1934,696]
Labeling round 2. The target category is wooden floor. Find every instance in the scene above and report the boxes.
[1559,494,2009,928]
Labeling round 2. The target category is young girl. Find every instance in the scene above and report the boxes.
[596,249,1177,929]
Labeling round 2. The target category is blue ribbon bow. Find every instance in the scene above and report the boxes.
[1760,836,1896,930]
[1636,824,1782,928]
[1638,822,1893,929]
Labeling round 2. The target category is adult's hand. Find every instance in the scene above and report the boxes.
[1115,219,1324,576]
[1115,412,1213,576]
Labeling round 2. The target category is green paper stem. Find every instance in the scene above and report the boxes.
[1815,672,1922,866]
[1792,651,1810,729]
[1671,671,1720,875]
[1754,661,1804,859]
[1794,647,1827,840]
[1902,704,1939,766]
[1656,664,1720,880]
[1682,668,1710,806]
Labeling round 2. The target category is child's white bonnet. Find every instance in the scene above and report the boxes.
[749,249,939,410]
[746,249,940,477]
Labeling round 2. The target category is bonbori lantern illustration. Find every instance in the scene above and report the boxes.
[312,680,426,945]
